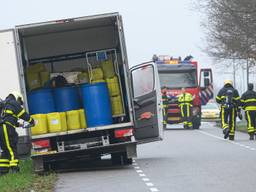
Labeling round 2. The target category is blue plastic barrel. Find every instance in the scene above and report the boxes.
[53,86,81,112]
[80,82,113,127]
[28,89,56,114]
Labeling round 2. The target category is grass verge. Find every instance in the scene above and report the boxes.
[0,159,57,192]
[236,120,247,133]
[215,120,247,133]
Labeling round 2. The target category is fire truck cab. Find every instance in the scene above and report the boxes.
[154,55,213,129]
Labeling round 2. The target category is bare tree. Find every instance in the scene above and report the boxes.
[199,0,256,62]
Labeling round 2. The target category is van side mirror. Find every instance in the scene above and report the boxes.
[204,71,209,77]
[204,79,210,87]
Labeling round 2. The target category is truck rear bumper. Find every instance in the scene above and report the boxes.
[31,141,137,172]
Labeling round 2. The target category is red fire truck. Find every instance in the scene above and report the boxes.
[154,55,213,129]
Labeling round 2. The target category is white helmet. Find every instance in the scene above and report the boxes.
[10,91,23,103]
[224,80,233,85]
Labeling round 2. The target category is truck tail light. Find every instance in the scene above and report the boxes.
[32,139,51,149]
[114,128,134,138]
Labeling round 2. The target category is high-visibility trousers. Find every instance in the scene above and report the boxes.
[0,124,19,173]
[221,106,236,136]
[245,110,256,134]
[180,104,193,127]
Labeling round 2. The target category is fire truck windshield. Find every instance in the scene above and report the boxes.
[159,70,197,88]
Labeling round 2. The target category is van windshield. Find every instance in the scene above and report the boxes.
[159,70,197,88]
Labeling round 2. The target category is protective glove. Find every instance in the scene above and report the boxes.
[29,118,35,127]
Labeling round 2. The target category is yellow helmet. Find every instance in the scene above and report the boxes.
[10,91,23,102]
[224,80,233,85]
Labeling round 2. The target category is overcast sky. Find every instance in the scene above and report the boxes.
[0,0,212,66]
[2,0,245,90]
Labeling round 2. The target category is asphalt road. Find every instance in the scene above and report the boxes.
[55,122,256,192]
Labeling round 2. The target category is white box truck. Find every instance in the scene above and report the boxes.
[0,12,163,172]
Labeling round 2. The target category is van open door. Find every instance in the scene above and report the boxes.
[130,62,163,144]
[199,68,213,105]
[0,29,30,157]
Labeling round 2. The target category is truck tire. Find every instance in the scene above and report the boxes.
[192,117,201,129]
[111,152,132,165]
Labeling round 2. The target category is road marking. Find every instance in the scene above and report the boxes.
[142,178,150,181]
[198,130,256,151]
[133,160,160,192]
[150,188,159,192]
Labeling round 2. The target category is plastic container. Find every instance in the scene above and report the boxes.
[79,109,87,129]
[40,71,50,87]
[47,113,62,133]
[80,82,113,127]
[77,72,89,84]
[31,114,48,135]
[60,112,68,132]
[27,72,41,90]
[26,63,46,73]
[53,86,81,112]
[91,79,105,84]
[28,89,56,114]
[89,68,104,81]
[111,95,124,116]
[101,60,115,78]
[106,76,120,96]
[66,110,81,130]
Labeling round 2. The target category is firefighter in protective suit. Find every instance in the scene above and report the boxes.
[0,92,34,175]
[241,83,256,140]
[161,86,168,129]
[216,80,241,140]
[178,88,193,129]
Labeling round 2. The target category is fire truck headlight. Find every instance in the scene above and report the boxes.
[192,107,200,116]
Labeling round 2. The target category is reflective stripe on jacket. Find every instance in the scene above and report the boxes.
[178,93,193,106]
[241,90,256,111]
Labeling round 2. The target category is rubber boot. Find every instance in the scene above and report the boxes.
[223,128,230,139]
[229,135,234,140]
[249,133,254,140]
[0,169,9,176]
[10,166,20,174]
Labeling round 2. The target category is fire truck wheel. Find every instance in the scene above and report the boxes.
[192,117,201,129]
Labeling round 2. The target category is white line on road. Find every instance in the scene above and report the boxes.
[198,130,256,151]
[133,160,160,192]
[146,183,154,187]
[142,178,150,181]
[150,188,159,192]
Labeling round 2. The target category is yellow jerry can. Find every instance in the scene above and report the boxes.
[47,113,62,133]
[66,110,81,130]
[31,114,48,135]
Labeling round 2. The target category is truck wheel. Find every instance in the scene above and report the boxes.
[192,117,201,129]
[111,152,132,165]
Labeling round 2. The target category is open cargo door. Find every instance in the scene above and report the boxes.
[0,29,30,157]
[130,62,163,143]
[199,68,213,105]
